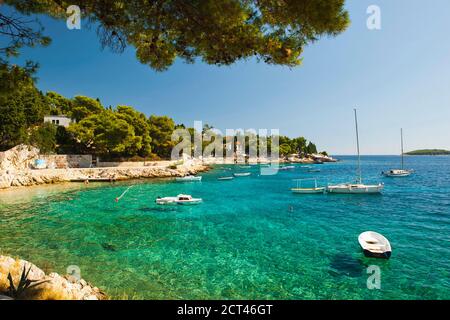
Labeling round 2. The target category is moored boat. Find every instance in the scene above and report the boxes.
[358,231,392,259]
[382,128,414,177]
[175,175,202,182]
[233,172,251,177]
[382,169,413,177]
[156,194,202,205]
[291,179,325,194]
[218,176,234,181]
[279,165,295,171]
[327,109,383,194]
[327,183,383,194]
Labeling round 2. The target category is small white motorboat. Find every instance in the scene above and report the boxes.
[218,176,234,181]
[358,231,392,259]
[156,194,202,205]
[291,179,325,194]
[175,175,202,182]
[239,165,252,169]
[233,172,251,177]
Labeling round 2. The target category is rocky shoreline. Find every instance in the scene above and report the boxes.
[0,255,106,300]
[0,144,210,190]
[0,162,210,190]
[0,145,337,190]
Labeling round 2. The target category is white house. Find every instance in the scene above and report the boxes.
[44,115,75,128]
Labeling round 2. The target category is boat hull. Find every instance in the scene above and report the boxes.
[382,170,412,177]
[358,231,392,259]
[233,173,251,177]
[175,176,202,182]
[327,184,383,194]
[156,199,202,205]
[363,249,391,259]
[291,188,325,194]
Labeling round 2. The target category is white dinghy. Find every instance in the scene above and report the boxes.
[327,109,383,194]
[175,175,202,182]
[358,231,392,259]
[156,194,202,205]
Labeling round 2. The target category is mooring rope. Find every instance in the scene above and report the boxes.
[115,185,133,202]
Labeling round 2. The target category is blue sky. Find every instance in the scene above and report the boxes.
[6,0,450,154]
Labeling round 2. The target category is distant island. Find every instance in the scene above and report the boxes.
[405,149,450,155]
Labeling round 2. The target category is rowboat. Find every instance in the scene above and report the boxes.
[358,231,392,259]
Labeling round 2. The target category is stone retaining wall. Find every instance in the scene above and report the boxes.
[42,155,92,169]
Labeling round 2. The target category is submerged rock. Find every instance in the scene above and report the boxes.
[101,243,118,252]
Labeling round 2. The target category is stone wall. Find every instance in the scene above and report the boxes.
[96,160,175,167]
[0,145,92,170]
[43,155,92,169]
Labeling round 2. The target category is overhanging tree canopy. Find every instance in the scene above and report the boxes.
[5,0,349,71]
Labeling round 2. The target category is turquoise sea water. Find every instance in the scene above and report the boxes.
[0,156,449,299]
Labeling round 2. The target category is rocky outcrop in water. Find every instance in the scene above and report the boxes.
[0,255,106,300]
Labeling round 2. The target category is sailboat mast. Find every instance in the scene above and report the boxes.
[401,128,404,170]
[354,109,362,184]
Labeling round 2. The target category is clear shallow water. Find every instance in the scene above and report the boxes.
[0,156,449,299]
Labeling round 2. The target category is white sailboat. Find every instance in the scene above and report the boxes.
[382,128,413,177]
[327,109,384,194]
